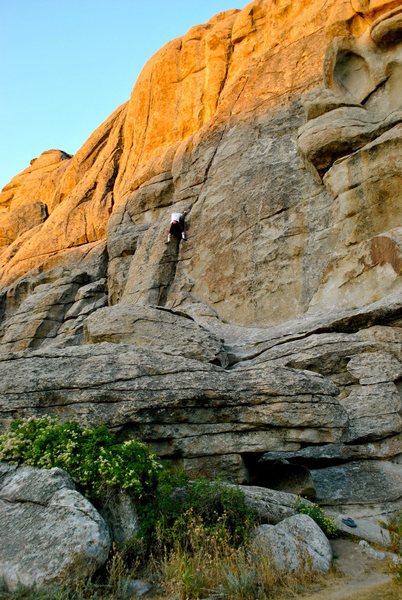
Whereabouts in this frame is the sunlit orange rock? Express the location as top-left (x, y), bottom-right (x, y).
top-left (0, 0), bottom-right (400, 324)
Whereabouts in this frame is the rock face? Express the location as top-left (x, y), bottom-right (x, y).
top-left (1, 0), bottom-right (400, 324)
top-left (0, 464), bottom-right (110, 591)
top-left (312, 461), bottom-right (402, 521)
top-left (0, 0), bottom-right (401, 525)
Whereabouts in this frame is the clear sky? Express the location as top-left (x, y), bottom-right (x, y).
top-left (0, 0), bottom-right (244, 190)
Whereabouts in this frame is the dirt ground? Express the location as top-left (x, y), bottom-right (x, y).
top-left (297, 539), bottom-right (400, 600)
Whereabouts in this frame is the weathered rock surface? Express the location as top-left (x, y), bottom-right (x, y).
top-left (329, 514), bottom-right (391, 547)
top-left (238, 485), bottom-right (312, 525)
top-left (298, 4), bottom-right (402, 313)
top-left (0, 342), bottom-right (343, 464)
top-left (84, 304), bottom-right (227, 365)
top-left (98, 490), bottom-right (139, 547)
top-left (0, 1), bottom-right (400, 324)
top-left (0, 464), bottom-right (110, 591)
top-left (311, 461), bottom-right (402, 522)
top-left (253, 514), bottom-right (333, 573)
top-left (0, 0), bottom-right (401, 524)
top-left (254, 461), bottom-right (316, 498)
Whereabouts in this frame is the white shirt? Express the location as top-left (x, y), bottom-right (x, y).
top-left (171, 212), bottom-right (183, 222)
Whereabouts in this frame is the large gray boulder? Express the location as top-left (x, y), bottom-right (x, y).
top-left (0, 464), bottom-right (110, 591)
top-left (253, 514), bottom-right (333, 573)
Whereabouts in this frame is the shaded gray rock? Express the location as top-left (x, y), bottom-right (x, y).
top-left (213, 293), bottom-right (402, 366)
top-left (260, 433), bottom-right (402, 465)
top-left (328, 513), bottom-right (391, 547)
top-left (253, 461), bottom-right (316, 498)
top-left (0, 280), bottom-right (81, 353)
top-left (253, 514), bottom-right (333, 573)
top-left (339, 382), bottom-right (402, 442)
top-left (122, 578), bottom-right (153, 598)
top-left (346, 351), bottom-right (402, 385)
top-left (182, 453), bottom-right (249, 483)
top-left (0, 252), bottom-right (108, 353)
top-left (329, 538), bottom-right (394, 587)
top-left (358, 540), bottom-right (402, 563)
top-left (98, 489), bottom-right (139, 546)
top-left (223, 309), bottom-right (402, 446)
top-left (237, 485), bottom-right (312, 524)
top-left (84, 303), bottom-right (227, 366)
top-left (311, 460), bottom-right (402, 521)
top-left (0, 464), bottom-right (110, 591)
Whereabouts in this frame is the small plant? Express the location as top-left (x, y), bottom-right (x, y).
top-left (386, 510), bottom-right (402, 554)
top-left (0, 417), bottom-right (161, 501)
top-left (383, 510), bottom-right (402, 583)
top-left (295, 497), bottom-right (338, 537)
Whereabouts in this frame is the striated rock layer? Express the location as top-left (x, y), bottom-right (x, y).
top-left (0, 0), bottom-right (401, 520)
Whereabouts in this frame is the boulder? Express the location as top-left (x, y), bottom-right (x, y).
top-left (98, 489), bottom-right (139, 547)
top-left (253, 514), bottom-right (333, 573)
top-left (122, 579), bottom-right (153, 597)
top-left (328, 513), bottom-right (391, 547)
top-left (237, 485), bottom-right (312, 524)
top-left (84, 304), bottom-right (227, 365)
top-left (0, 464), bottom-right (110, 591)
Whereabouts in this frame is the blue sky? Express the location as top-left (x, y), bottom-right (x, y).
top-left (0, 0), bottom-right (244, 190)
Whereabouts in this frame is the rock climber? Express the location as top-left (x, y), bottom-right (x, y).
top-left (167, 211), bottom-right (187, 243)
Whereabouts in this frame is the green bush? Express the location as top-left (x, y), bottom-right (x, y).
top-left (295, 497), bottom-right (338, 538)
top-left (0, 417), bottom-right (257, 578)
top-left (0, 417), bottom-right (161, 501)
top-left (152, 474), bottom-right (257, 551)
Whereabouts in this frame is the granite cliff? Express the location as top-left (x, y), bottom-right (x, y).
top-left (0, 0), bottom-right (401, 522)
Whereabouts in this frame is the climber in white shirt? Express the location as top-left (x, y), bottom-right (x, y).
top-left (167, 211), bottom-right (187, 243)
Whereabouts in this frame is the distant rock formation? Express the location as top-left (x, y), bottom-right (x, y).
top-left (0, 0), bottom-right (401, 522)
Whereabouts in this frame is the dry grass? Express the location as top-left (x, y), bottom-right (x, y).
top-left (6, 509), bottom-right (401, 600)
top-left (143, 512), bottom-right (325, 600)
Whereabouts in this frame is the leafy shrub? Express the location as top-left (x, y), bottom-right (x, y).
top-left (0, 417), bottom-right (161, 501)
top-left (295, 497), bottom-right (338, 537)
